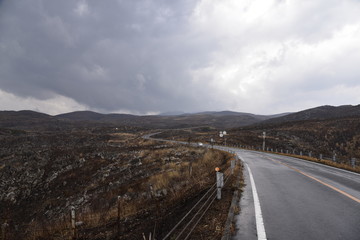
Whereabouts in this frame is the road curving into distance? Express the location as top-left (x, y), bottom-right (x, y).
top-left (144, 134), bottom-right (360, 240)
top-left (229, 148), bottom-right (360, 240)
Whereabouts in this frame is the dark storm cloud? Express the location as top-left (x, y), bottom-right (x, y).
top-left (1, 0), bottom-right (360, 115)
top-left (0, 0), bottom-right (215, 113)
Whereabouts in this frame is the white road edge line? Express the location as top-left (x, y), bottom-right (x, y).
top-left (246, 163), bottom-right (267, 240)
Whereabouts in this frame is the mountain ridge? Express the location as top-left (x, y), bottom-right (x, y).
top-left (260, 104), bottom-right (360, 125)
top-left (1, 104), bottom-right (359, 130)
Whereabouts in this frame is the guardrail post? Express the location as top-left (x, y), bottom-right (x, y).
top-left (216, 170), bottom-right (224, 200)
top-left (231, 160), bottom-right (235, 174)
top-left (319, 154), bottom-right (323, 160)
top-left (300, 151), bottom-right (303, 156)
top-left (351, 158), bottom-right (356, 168)
top-left (333, 153), bottom-right (336, 162)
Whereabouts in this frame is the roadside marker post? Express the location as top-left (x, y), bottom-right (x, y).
top-left (117, 196), bottom-right (122, 238)
top-left (215, 168), bottom-right (224, 200)
top-left (71, 206), bottom-right (77, 239)
top-left (351, 158), bottom-right (356, 168)
top-left (231, 160), bottom-right (235, 174)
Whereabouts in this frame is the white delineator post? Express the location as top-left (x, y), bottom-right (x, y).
top-left (216, 168), bottom-right (224, 200)
top-left (351, 158), bottom-right (356, 168)
top-left (117, 196), bottom-right (122, 237)
top-left (71, 206), bottom-right (76, 239)
top-left (231, 159), bottom-right (235, 174)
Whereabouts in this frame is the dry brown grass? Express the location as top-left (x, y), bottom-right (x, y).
top-left (148, 170), bottom-right (182, 191)
top-left (23, 140), bottom-right (233, 239)
top-left (26, 219), bottom-right (72, 240)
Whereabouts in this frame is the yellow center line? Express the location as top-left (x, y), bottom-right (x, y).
top-left (268, 157), bottom-right (360, 204)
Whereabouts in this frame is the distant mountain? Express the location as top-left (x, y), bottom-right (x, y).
top-left (56, 111), bottom-right (105, 121)
top-left (158, 111), bottom-right (186, 116)
top-left (0, 110), bottom-right (51, 119)
top-left (56, 110), bottom-right (271, 128)
top-left (56, 111), bottom-right (134, 121)
top-left (10, 106), bottom-right (354, 131)
top-left (191, 110), bottom-right (292, 119)
top-left (1, 110), bottom-right (285, 130)
top-left (261, 105), bottom-right (360, 125)
top-left (0, 110), bottom-right (51, 124)
top-left (195, 110), bottom-right (259, 117)
top-left (0, 110), bottom-right (118, 131)
top-left (0, 110), bottom-right (64, 130)
top-left (266, 112), bottom-right (293, 119)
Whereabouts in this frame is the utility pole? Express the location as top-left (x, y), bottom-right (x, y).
top-left (262, 132), bottom-right (266, 151)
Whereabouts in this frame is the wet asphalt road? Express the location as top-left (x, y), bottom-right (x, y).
top-left (144, 135), bottom-right (360, 240)
top-left (228, 149), bottom-right (360, 240)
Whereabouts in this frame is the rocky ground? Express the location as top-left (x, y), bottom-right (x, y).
top-left (156, 117), bottom-right (360, 166)
top-left (0, 127), bottom-right (239, 240)
top-left (154, 119), bottom-right (360, 174)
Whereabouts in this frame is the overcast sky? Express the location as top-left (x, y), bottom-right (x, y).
top-left (1, 0), bottom-right (360, 115)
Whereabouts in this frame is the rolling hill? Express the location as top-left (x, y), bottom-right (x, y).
top-left (2, 105), bottom-right (360, 131)
top-left (261, 105), bottom-right (360, 125)
top-left (55, 110), bottom-right (282, 129)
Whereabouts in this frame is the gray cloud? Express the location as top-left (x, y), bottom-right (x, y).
top-left (1, 0), bottom-right (360, 115)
